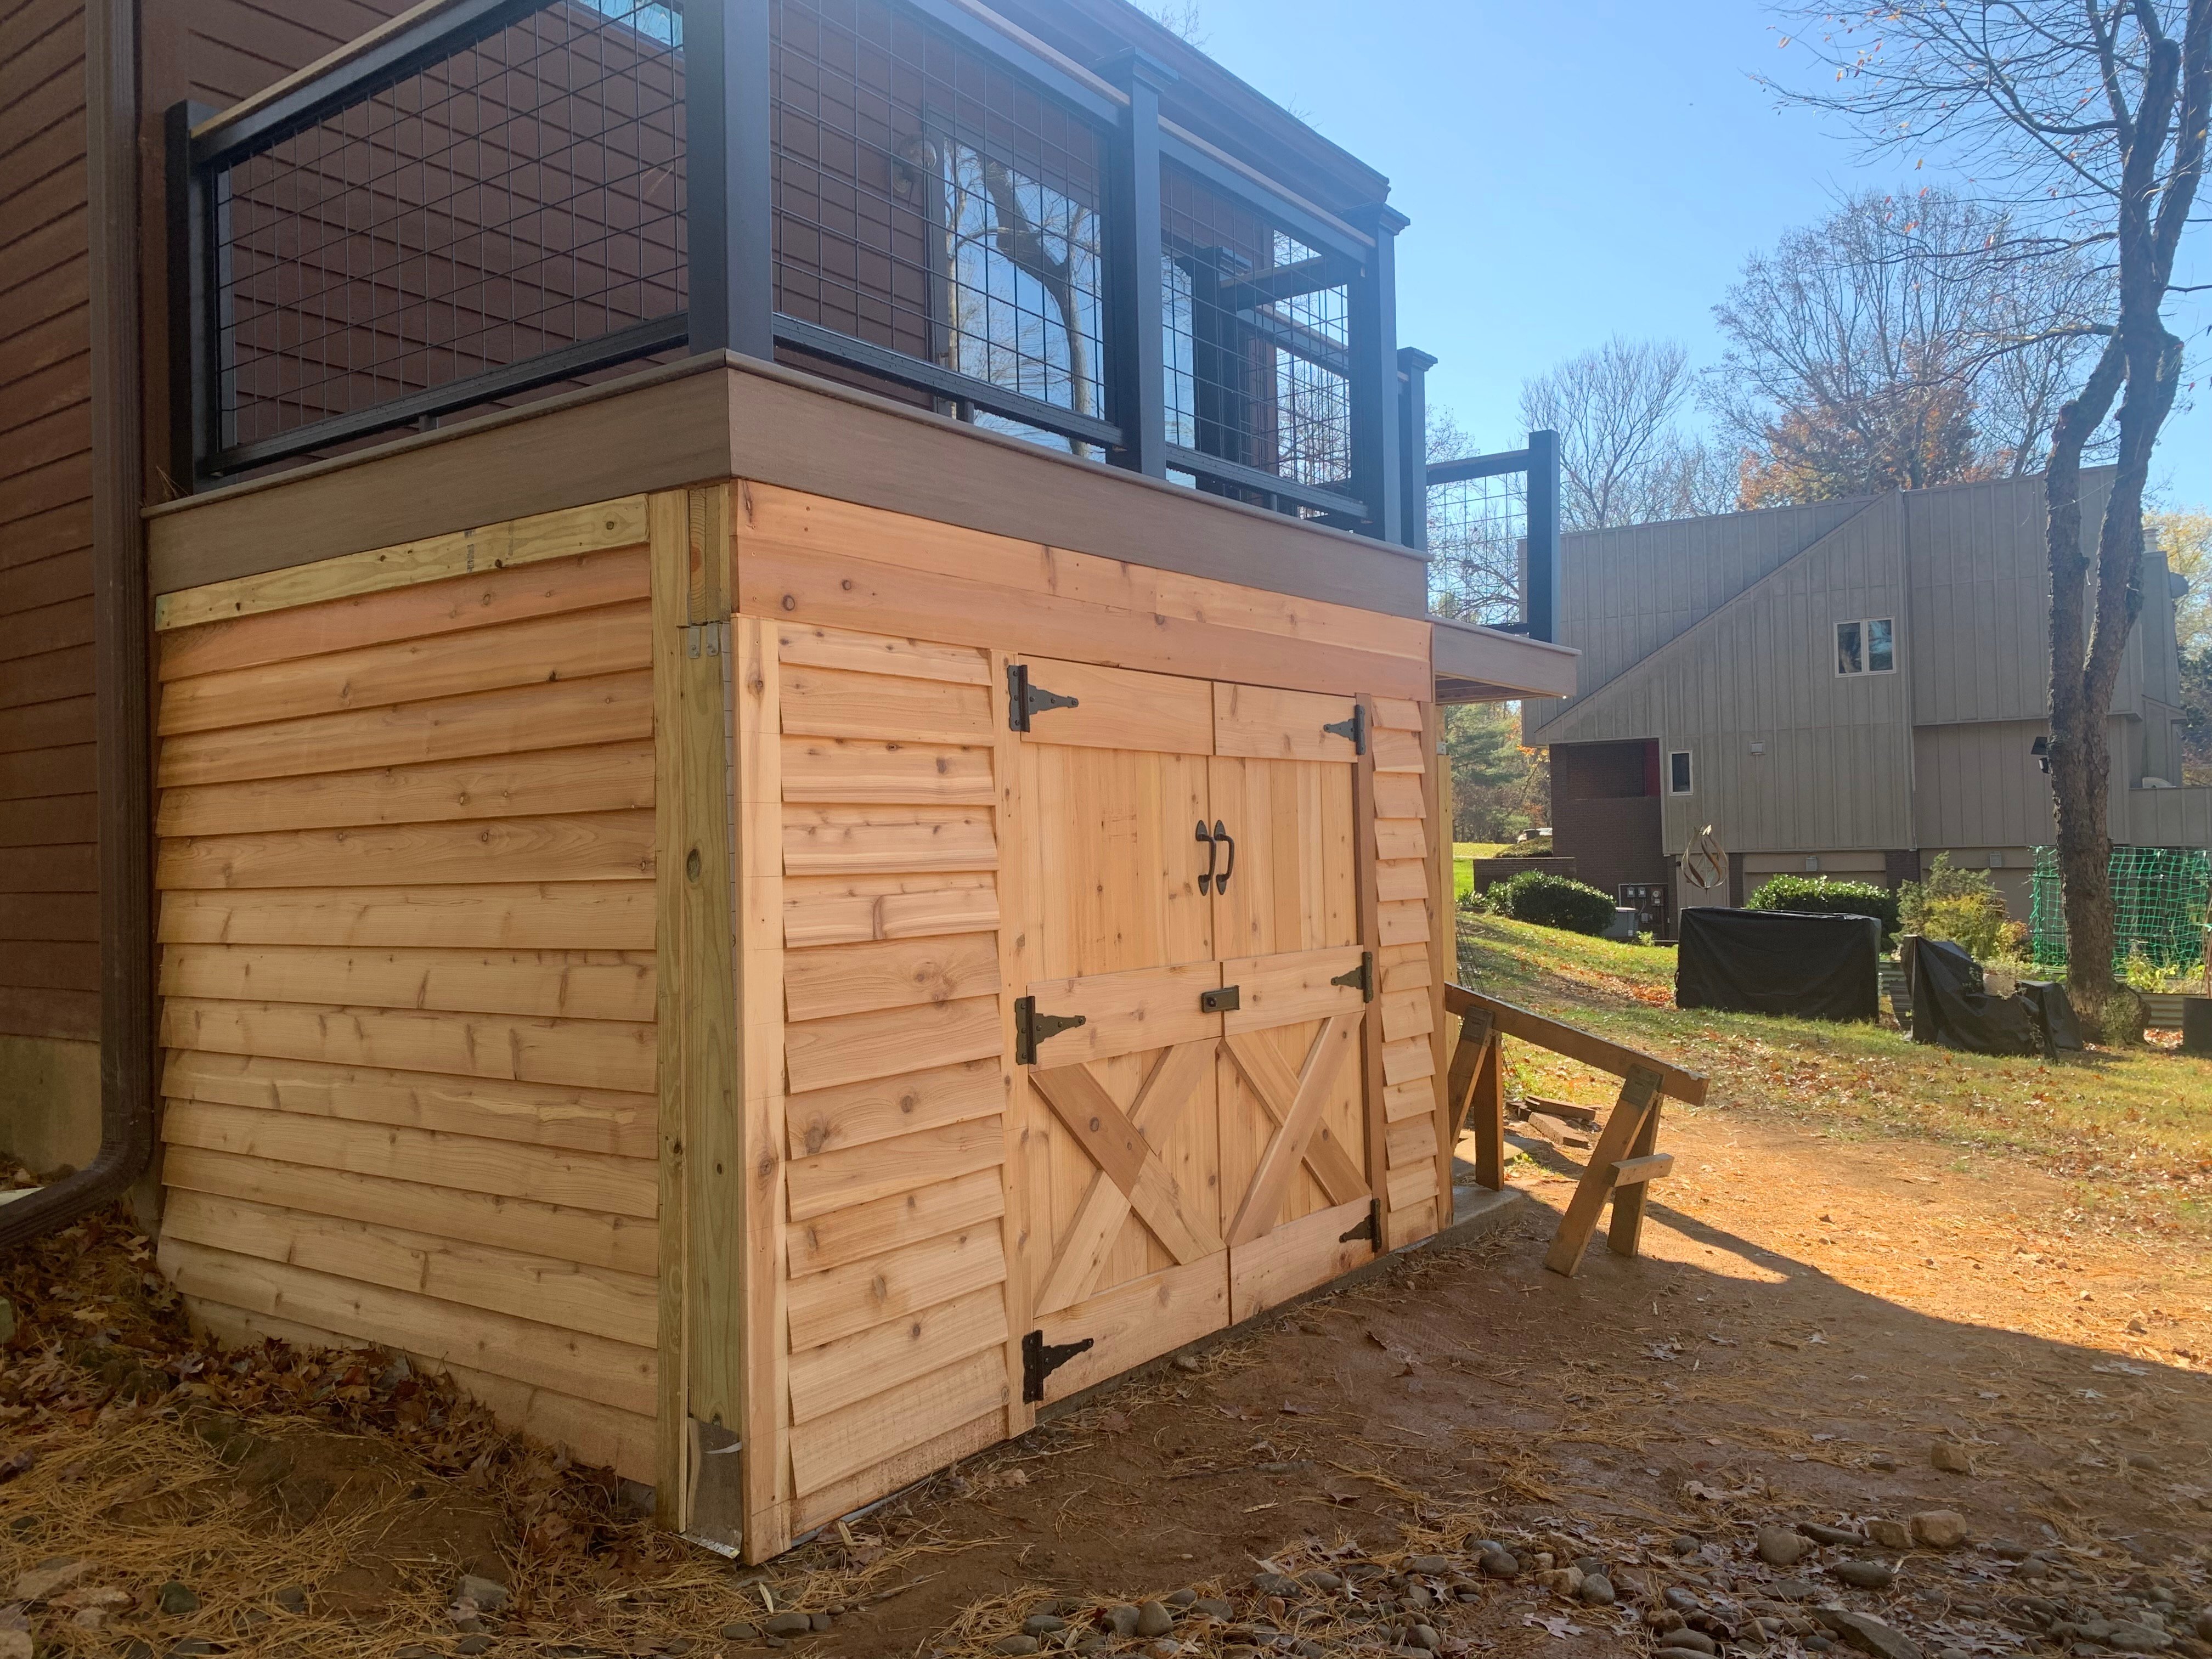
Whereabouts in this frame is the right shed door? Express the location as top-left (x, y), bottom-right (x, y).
top-left (1207, 684), bottom-right (1373, 1323)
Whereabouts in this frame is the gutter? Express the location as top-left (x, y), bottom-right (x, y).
top-left (1, 0), bottom-right (156, 1250)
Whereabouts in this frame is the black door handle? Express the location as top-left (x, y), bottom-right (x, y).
top-left (1212, 820), bottom-right (1235, 894)
top-left (1195, 819), bottom-right (1217, 895)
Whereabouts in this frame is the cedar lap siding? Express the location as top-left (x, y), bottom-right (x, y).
top-left (3, 0), bottom-right (1584, 1558)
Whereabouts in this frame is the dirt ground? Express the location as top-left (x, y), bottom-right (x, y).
top-left (725, 1102), bottom-right (2212, 1658)
top-left (7, 1086), bottom-right (2210, 1659)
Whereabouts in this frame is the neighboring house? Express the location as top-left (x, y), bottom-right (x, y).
top-left (1525, 469), bottom-right (2205, 929)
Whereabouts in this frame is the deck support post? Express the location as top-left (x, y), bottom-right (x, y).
top-left (1101, 50), bottom-right (1175, 478)
top-left (1524, 427), bottom-right (1562, 642)
top-left (1397, 346), bottom-right (1436, 555)
top-left (1346, 203), bottom-right (1409, 546)
top-left (687, 0), bottom-right (775, 360)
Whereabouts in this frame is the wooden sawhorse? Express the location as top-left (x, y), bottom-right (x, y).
top-left (1442, 986), bottom-right (1708, 1276)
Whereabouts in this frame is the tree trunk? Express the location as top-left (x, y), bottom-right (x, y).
top-left (2042, 338), bottom-right (2126, 1016)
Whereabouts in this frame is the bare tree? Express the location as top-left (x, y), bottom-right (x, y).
top-left (1773, 1), bottom-right (2210, 1025)
top-left (1520, 337), bottom-right (1737, 528)
top-left (1711, 189), bottom-right (2107, 503)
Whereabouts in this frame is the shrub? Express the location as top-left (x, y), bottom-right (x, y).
top-left (1898, 854), bottom-right (2010, 960)
top-left (1491, 871), bottom-right (1617, 935)
top-left (1494, 834), bottom-right (1555, 858)
top-left (1745, 874), bottom-right (1900, 941)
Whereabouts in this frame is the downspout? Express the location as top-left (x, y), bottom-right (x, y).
top-left (0, 0), bottom-right (156, 1249)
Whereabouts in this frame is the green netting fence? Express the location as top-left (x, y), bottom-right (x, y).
top-left (2028, 845), bottom-right (2212, 973)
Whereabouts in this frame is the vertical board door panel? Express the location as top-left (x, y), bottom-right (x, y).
top-left (1207, 757), bottom-right (1357, 961)
top-left (1019, 743), bottom-right (1213, 982)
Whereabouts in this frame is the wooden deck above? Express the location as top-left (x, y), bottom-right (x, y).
top-left (141, 354), bottom-right (1577, 706)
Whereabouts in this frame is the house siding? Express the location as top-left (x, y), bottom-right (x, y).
top-left (1525, 495), bottom-right (1872, 733)
top-left (0, 0), bottom-right (98, 1048)
top-left (1536, 492), bottom-right (1917, 856)
top-left (1531, 469), bottom-right (2210, 876)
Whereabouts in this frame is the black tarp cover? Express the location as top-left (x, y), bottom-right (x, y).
top-left (1901, 936), bottom-right (2081, 1056)
top-left (1675, 907), bottom-right (1881, 1022)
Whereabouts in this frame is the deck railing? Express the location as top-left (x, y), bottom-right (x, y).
top-left (168, 0), bottom-right (1414, 545)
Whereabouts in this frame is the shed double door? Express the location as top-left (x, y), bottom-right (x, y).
top-left (1011, 656), bottom-right (1376, 1405)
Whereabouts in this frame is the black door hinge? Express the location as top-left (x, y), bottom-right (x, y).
top-left (1330, 950), bottom-right (1375, 1002)
top-left (1323, 705), bottom-right (1366, 754)
top-left (1199, 984), bottom-right (1240, 1014)
top-left (1022, 1328), bottom-right (1094, 1402)
top-left (1014, 995), bottom-right (1087, 1065)
top-left (1007, 663), bottom-right (1080, 732)
top-left (1339, 1198), bottom-right (1380, 1245)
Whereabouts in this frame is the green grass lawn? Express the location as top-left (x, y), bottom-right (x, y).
top-left (1454, 911), bottom-right (2212, 1236)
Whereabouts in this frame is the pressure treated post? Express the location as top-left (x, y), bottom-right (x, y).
top-left (651, 489), bottom-right (742, 1541)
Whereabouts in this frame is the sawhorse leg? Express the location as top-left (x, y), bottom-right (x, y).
top-left (1542, 1064), bottom-right (1662, 1277)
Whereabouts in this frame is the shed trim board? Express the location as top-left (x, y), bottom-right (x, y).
top-left (145, 478), bottom-right (1551, 1560)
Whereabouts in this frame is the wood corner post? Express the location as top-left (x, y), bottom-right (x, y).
top-left (651, 487), bottom-right (750, 1546)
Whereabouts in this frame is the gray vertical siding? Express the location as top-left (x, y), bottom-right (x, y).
top-left (1904, 470), bottom-right (2130, 724)
top-left (1526, 495), bottom-right (1872, 731)
top-left (1911, 720), bottom-right (2055, 847)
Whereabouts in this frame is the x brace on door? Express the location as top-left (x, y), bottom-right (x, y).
top-left (1026, 1013), bottom-right (1363, 1317)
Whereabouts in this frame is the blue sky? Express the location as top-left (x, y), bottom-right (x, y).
top-left (1180, 0), bottom-right (2211, 508)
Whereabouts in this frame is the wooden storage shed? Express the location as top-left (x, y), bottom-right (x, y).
top-left (4, 0), bottom-right (1575, 1562)
top-left (143, 362), bottom-right (1572, 1555)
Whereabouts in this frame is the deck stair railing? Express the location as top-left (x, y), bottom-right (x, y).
top-left (1443, 984), bottom-right (1707, 1276)
top-left (169, 0), bottom-right (1415, 546)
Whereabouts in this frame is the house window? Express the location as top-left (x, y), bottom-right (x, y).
top-left (1836, 618), bottom-right (1896, 675)
top-left (1668, 751), bottom-right (1693, 794)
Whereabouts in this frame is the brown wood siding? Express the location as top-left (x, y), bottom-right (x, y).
top-left (0, 0), bottom-right (96, 1042)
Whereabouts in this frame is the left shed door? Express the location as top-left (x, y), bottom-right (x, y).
top-left (1013, 658), bottom-right (1232, 1402)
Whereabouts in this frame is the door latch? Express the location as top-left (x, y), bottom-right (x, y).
top-left (1022, 1328), bottom-right (1094, 1402)
top-left (1330, 950), bottom-right (1375, 1002)
top-left (1338, 1198), bottom-right (1380, 1244)
top-left (1014, 996), bottom-right (1086, 1065)
top-left (1199, 984), bottom-right (1240, 1014)
top-left (1323, 705), bottom-right (1367, 754)
top-left (1007, 663), bottom-right (1080, 731)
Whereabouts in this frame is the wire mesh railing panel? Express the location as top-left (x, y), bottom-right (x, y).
top-left (1426, 471), bottom-right (1526, 626)
top-left (213, 0), bottom-right (688, 457)
top-left (1161, 161), bottom-right (1352, 503)
top-left (770, 0), bottom-right (1108, 450)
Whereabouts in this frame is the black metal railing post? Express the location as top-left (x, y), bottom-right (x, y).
top-left (1346, 203), bottom-right (1409, 545)
top-left (687, 0), bottom-right (774, 359)
top-left (1101, 50), bottom-right (1173, 478)
top-left (1396, 345), bottom-right (1435, 555)
top-left (1525, 426), bottom-right (1562, 642)
top-left (165, 101), bottom-right (217, 493)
